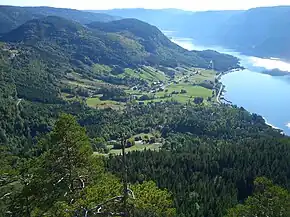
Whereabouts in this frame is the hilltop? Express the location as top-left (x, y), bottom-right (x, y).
top-left (0, 5), bottom-right (118, 34)
top-left (2, 16), bottom-right (238, 70)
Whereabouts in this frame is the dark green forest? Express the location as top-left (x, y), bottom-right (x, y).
top-left (0, 5), bottom-right (118, 34)
top-left (2, 100), bottom-right (290, 216)
top-left (1, 5), bottom-right (290, 217)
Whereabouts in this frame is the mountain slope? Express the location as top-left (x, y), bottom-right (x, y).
top-left (2, 16), bottom-right (239, 70)
top-left (93, 9), bottom-right (242, 38)
top-left (87, 19), bottom-right (239, 70)
top-left (1, 16), bottom-right (147, 68)
top-left (87, 18), bottom-right (206, 68)
top-left (89, 8), bottom-right (194, 32)
top-left (96, 7), bottom-right (290, 60)
top-left (0, 14), bottom-right (240, 149)
top-left (0, 5), bottom-right (118, 34)
top-left (0, 16), bottom-right (239, 104)
top-left (215, 6), bottom-right (290, 59)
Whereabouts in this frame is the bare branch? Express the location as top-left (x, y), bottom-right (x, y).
top-left (127, 188), bottom-right (135, 200)
top-left (54, 176), bottom-right (65, 186)
top-left (93, 211), bottom-right (126, 216)
top-left (81, 196), bottom-right (125, 217)
top-left (0, 192), bottom-right (12, 200)
top-left (84, 210), bottom-right (88, 217)
top-left (97, 207), bottom-right (102, 213)
top-left (79, 176), bottom-right (85, 189)
top-left (89, 195), bottom-right (124, 212)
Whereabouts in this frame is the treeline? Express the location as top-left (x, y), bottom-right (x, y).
top-left (108, 134), bottom-right (290, 216)
top-left (1, 99), bottom-right (290, 216)
top-left (0, 114), bottom-right (175, 216)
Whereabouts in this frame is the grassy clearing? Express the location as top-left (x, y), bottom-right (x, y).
top-left (64, 72), bottom-right (106, 89)
top-left (138, 68), bottom-right (155, 81)
top-left (92, 64), bottom-right (168, 84)
top-left (143, 66), bottom-right (167, 81)
top-left (187, 68), bottom-right (216, 83)
top-left (167, 84), bottom-right (212, 98)
top-left (66, 81), bottom-right (93, 88)
top-left (140, 84), bottom-right (212, 104)
top-left (76, 78), bottom-right (103, 87)
top-left (118, 67), bottom-right (168, 84)
top-left (86, 97), bottom-right (102, 107)
top-left (86, 97), bottom-right (124, 109)
top-left (109, 142), bottom-right (162, 155)
top-left (98, 142), bottom-right (162, 156)
top-left (93, 64), bottom-right (112, 74)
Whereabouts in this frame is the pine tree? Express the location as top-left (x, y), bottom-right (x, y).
top-left (225, 177), bottom-right (290, 217)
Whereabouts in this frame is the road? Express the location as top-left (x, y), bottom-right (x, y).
top-left (216, 85), bottom-right (223, 104)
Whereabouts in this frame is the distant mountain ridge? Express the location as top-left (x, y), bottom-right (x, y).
top-left (91, 8), bottom-right (243, 37)
top-left (94, 6), bottom-right (290, 60)
top-left (0, 5), bottom-right (118, 34)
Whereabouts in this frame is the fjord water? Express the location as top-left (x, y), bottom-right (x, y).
top-left (171, 37), bottom-right (290, 135)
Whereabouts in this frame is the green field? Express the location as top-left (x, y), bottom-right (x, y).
top-left (86, 97), bottom-right (124, 109)
top-left (167, 84), bottom-right (212, 97)
top-left (86, 97), bottom-right (102, 107)
top-left (186, 68), bottom-right (216, 83)
top-left (64, 65), bottom-right (217, 108)
top-left (63, 71), bottom-right (108, 90)
top-left (141, 83), bottom-right (213, 104)
top-left (109, 142), bottom-right (162, 155)
top-left (93, 64), bottom-right (112, 74)
top-left (118, 67), bottom-right (168, 83)
top-left (144, 66), bottom-right (168, 81)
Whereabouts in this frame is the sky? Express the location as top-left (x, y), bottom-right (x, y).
top-left (1, 0), bottom-right (290, 11)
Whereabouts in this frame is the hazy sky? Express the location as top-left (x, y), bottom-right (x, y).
top-left (1, 0), bottom-right (290, 11)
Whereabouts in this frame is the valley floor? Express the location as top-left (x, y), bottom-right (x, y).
top-left (62, 66), bottom-right (218, 109)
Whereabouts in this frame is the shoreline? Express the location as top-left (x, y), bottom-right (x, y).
top-left (216, 68), bottom-right (242, 104)
top-left (217, 70), bottom-right (284, 134)
top-left (170, 36), bottom-right (290, 136)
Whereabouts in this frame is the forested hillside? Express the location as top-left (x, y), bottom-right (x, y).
top-left (1, 5), bottom-right (290, 217)
top-left (0, 14), bottom-right (239, 106)
top-left (0, 5), bottom-right (118, 34)
top-left (1, 15), bottom-right (238, 70)
top-left (2, 100), bottom-right (290, 216)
